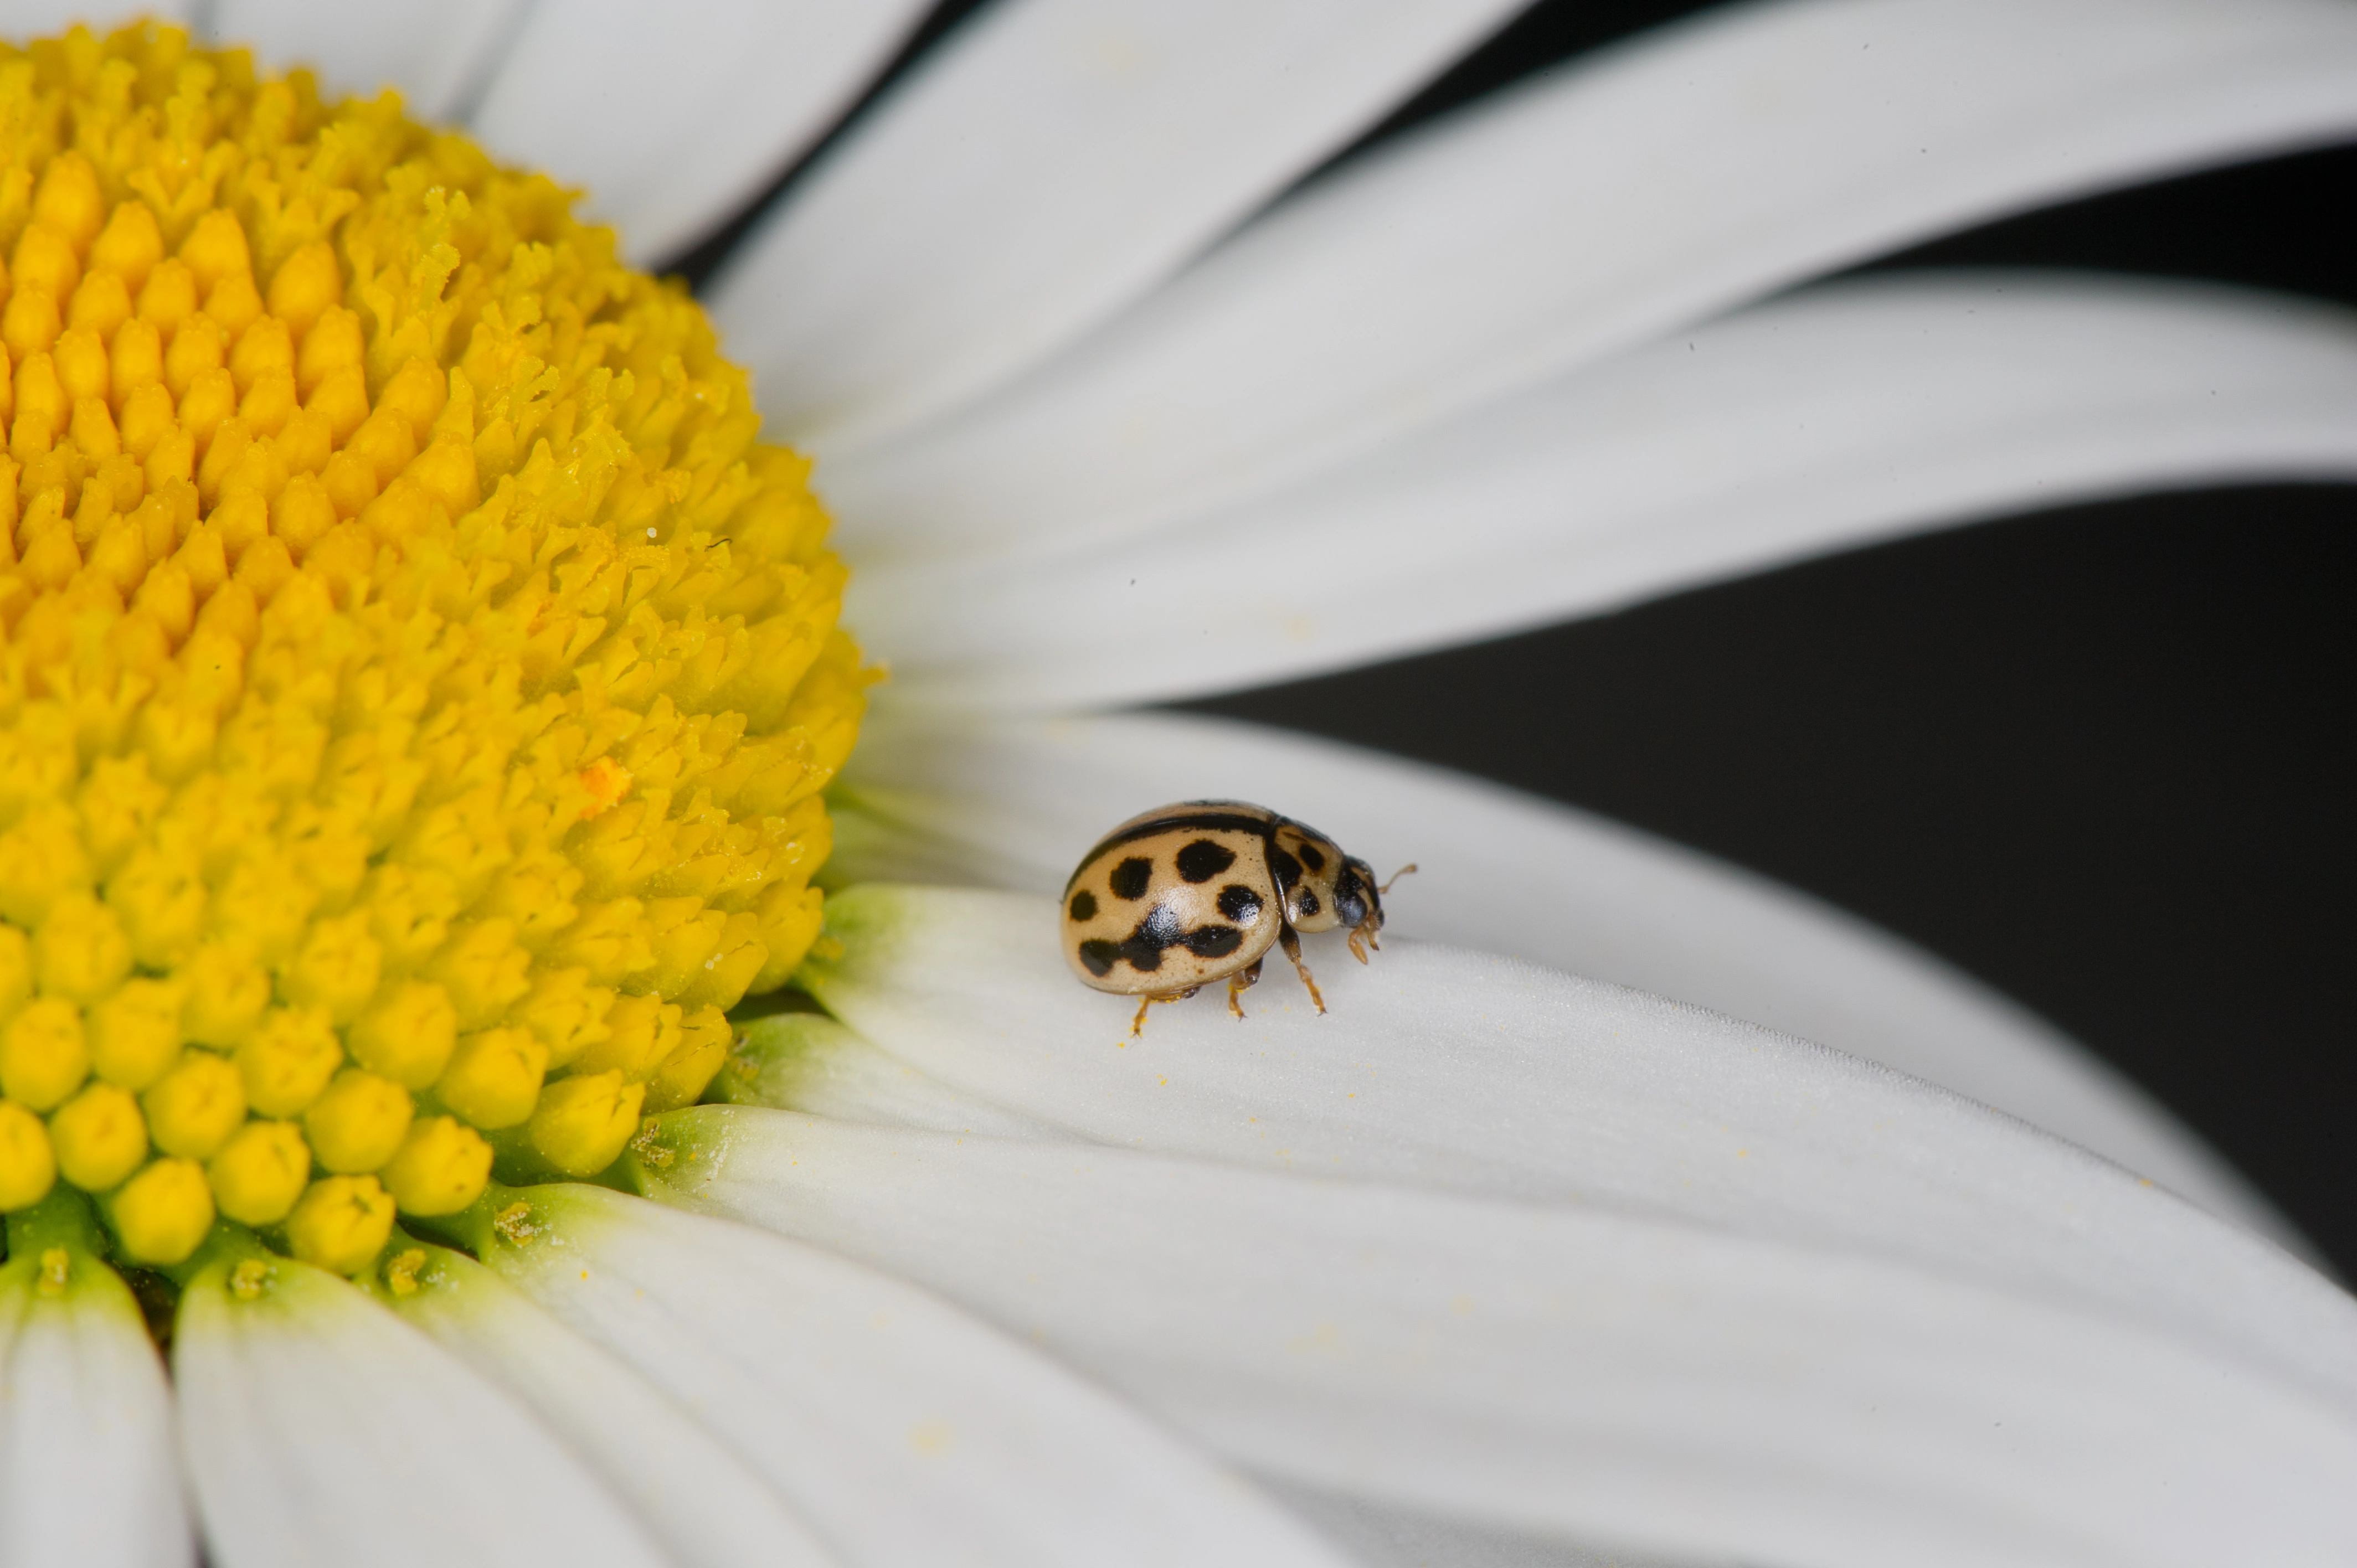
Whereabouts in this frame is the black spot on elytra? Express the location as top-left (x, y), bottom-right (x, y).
top-left (1297, 891), bottom-right (1321, 917)
top-left (1109, 858), bottom-right (1153, 900)
top-left (1268, 845), bottom-right (1303, 890)
top-left (1298, 843), bottom-right (1326, 872)
top-left (1186, 925), bottom-right (1244, 958)
top-left (1217, 884), bottom-right (1263, 922)
top-left (1175, 838), bottom-right (1236, 883)
top-left (1097, 898), bottom-right (1255, 974)
top-left (1139, 902), bottom-right (1183, 947)
top-left (1107, 902), bottom-right (1185, 972)
top-left (1068, 890), bottom-right (1098, 922)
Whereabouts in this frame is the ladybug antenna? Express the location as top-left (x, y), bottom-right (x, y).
top-left (1380, 863), bottom-right (1418, 894)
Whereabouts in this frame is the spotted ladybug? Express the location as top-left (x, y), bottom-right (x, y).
top-left (1061, 801), bottom-right (1413, 1033)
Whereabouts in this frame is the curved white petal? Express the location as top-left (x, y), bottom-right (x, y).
top-left (798, 886), bottom-right (2356, 1393)
top-left (7, 1), bottom-right (192, 34)
top-left (717, 1007), bottom-right (1062, 1138)
top-left (0, 1234), bottom-right (189, 1568)
top-left (1268, 1485), bottom-right (1701, 1568)
top-left (715, 0), bottom-right (1525, 453)
top-left (205, 0), bottom-right (527, 121)
top-left (831, 708), bottom-right (2302, 1252)
top-left (478, 1184), bottom-right (1357, 1568)
top-left (820, 0), bottom-right (2357, 565)
top-left (372, 1244), bottom-right (837, 1568)
top-left (648, 1107), bottom-right (2357, 1568)
top-left (174, 1250), bottom-right (667, 1568)
top-left (467, 0), bottom-right (930, 262)
top-left (857, 275), bottom-right (2357, 710)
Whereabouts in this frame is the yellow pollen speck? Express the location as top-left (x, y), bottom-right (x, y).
top-left (0, 20), bottom-right (869, 1274)
top-left (578, 755), bottom-right (631, 818)
top-left (492, 1199), bottom-right (537, 1245)
top-left (383, 1245), bottom-right (427, 1296)
top-left (229, 1255), bottom-right (274, 1299)
top-left (37, 1245), bottom-right (70, 1297)
top-left (628, 1115), bottom-right (675, 1170)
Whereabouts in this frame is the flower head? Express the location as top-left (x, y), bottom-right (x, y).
top-left (2, 7), bottom-right (2354, 1567)
top-left (0, 24), bottom-right (863, 1271)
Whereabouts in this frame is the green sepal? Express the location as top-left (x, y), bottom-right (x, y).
top-left (622, 1105), bottom-right (739, 1210)
top-left (725, 983), bottom-right (829, 1026)
top-left (790, 881), bottom-right (909, 999)
top-left (155, 1221), bottom-right (271, 1290)
top-left (481, 1121), bottom-right (645, 1195)
top-left (419, 1180), bottom-right (600, 1260)
top-left (349, 1226), bottom-right (468, 1310)
top-left (702, 1010), bottom-right (853, 1111)
top-left (1, 1188), bottom-right (164, 1339)
top-left (403, 1190), bottom-right (502, 1258)
top-left (5, 1184), bottom-right (105, 1260)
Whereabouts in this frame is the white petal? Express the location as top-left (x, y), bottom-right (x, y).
top-left (715, 0), bottom-right (1526, 453)
top-left (856, 274), bottom-right (2357, 710)
top-left (799, 885), bottom-right (2357, 1394)
top-left (173, 1250), bottom-right (667, 1568)
top-left (1267, 1485), bottom-right (1703, 1568)
top-left (370, 1243), bottom-right (836, 1568)
top-left (467, 0), bottom-right (930, 262)
top-left (717, 1007), bottom-right (1062, 1137)
top-left (820, 0), bottom-right (2357, 565)
top-left (7, 2), bottom-right (193, 32)
top-left (649, 1107), bottom-right (2357, 1568)
top-left (478, 1184), bottom-right (1357, 1568)
top-left (0, 1236), bottom-right (189, 1568)
top-left (832, 708), bottom-right (2301, 1251)
top-left (205, 0), bottom-right (528, 121)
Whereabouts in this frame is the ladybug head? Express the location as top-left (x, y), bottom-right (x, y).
top-left (1335, 857), bottom-right (1383, 932)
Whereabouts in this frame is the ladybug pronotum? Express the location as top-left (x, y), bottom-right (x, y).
top-left (1061, 801), bottom-right (1412, 1033)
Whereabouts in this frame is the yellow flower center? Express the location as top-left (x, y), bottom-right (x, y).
top-left (0, 23), bottom-right (867, 1276)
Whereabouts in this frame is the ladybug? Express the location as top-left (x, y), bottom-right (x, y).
top-left (1061, 801), bottom-right (1413, 1033)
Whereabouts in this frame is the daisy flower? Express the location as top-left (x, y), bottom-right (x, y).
top-left (0, 4), bottom-right (2353, 1567)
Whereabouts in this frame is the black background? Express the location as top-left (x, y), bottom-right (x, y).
top-left (680, 1), bottom-right (2357, 1273)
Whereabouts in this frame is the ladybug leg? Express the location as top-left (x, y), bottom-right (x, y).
top-left (1226, 958), bottom-right (1264, 1020)
top-left (1130, 987), bottom-right (1201, 1035)
top-left (1277, 925), bottom-right (1326, 1015)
